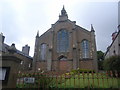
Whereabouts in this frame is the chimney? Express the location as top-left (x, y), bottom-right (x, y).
top-left (22, 44), bottom-right (30, 55)
top-left (8, 43), bottom-right (17, 54)
top-left (0, 33), bottom-right (5, 43)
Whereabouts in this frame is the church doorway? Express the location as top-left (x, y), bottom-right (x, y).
top-left (58, 55), bottom-right (68, 71)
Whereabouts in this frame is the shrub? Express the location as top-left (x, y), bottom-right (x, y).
top-left (103, 55), bottom-right (120, 77)
top-left (70, 69), bottom-right (95, 74)
top-left (17, 71), bottom-right (56, 88)
top-left (78, 69), bottom-right (95, 73)
top-left (103, 55), bottom-right (120, 71)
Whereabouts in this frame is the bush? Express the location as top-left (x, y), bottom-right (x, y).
top-left (70, 68), bottom-right (95, 74)
top-left (17, 71), bottom-right (56, 88)
top-left (103, 55), bottom-right (120, 71)
top-left (103, 55), bottom-right (120, 77)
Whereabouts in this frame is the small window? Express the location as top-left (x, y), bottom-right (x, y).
top-left (28, 64), bottom-right (31, 68)
top-left (20, 61), bottom-right (23, 65)
top-left (113, 50), bottom-right (116, 55)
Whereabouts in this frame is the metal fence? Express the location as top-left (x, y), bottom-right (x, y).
top-left (16, 71), bottom-right (120, 89)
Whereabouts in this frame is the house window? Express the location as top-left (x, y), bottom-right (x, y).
top-left (81, 40), bottom-right (89, 59)
top-left (113, 50), bottom-right (116, 55)
top-left (28, 63), bottom-right (31, 68)
top-left (20, 61), bottom-right (23, 65)
top-left (40, 43), bottom-right (47, 60)
top-left (0, 68), bottom-right (6, 80)
top-left (0, 67), bottom-right (10, 84)
top-left (57, 29), bottom-right (69, 52)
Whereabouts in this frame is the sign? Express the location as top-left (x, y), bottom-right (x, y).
top-left (24, 77), bottom-right (35, 84)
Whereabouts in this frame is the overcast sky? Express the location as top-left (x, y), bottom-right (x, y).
top-left (1, 0), bottom-right (119, 56)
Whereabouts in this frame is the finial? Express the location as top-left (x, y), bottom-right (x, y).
top-left (62, 5), bottom-right (65, 10)
top-left (0, 32), bottom-right (3, 35)
top-left (59, 5), bottom-right (68, 21)
top-left (61, 5), bottom-right (67, 16)
top-left (91, 24), bottom-right (95, 32)
top-left (36, 30), bottom-right (39, 37)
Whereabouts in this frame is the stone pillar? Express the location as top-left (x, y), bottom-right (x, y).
top-left (33, 33), bottom-right (39, 71)
top-left (73, 48), bottom-right (77, 69)
top-left (72, 28), bottom-right (78, 69)
top-left (91, 31), bottom-right (98, 72)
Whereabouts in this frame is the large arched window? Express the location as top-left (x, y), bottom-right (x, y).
top-left (57, 29), bottom-right (69, 52)
top-left (81, 40), bottom-right (89, 59)
top-left (40, 43), bottom-right (47, 60)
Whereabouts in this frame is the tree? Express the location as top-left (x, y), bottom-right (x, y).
top-left (97, 51), bottom-right (104, 70)
top-left (97, 51), bottom-right (104, 61)
top-left (103, 55), bottom-right (120, 71)
top-left (103, 55), bottom-right (120, 77)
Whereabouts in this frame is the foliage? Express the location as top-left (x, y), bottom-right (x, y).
top-left (97, 51), bottom-right (105, 70)
top-left (17, 71), bottom-right (120, 89)
top-left (17, 72), bottom-right (56, 88)
top-left (103, 55), bottom-right (120, 71)
top-left (97, 51), bottom-right (104, 61)
top-left (35, 74), bottom-right (54, 88)
top-left (70, 68), bottom-right (95, 75)
top-left (103, 55), bottom-right (120, 77)
top-left (98, 60), bottom-right (104, 70)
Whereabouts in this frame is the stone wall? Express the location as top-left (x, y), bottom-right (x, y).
top-left (36, 61), bottom-right (47, 71)
top-left (79, 60), bottom-right (94, 70)
top-left (2, 55), bottom-right (21, 88)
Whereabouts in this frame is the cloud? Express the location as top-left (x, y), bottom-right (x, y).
top-left (1, 0), bottom-right (118, 56)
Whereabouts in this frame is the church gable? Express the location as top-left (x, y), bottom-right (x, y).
top-left (33, 6), bottom-right (98, 72)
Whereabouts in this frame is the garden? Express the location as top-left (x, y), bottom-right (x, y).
top-left (16, 69), bottom-right (120, 89)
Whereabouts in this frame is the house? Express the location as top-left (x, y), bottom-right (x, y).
top-left (105, 25), bottom-right (120, 59)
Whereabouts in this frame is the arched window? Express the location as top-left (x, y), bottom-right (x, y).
top-left (40, 43), bottom-right (47, 60)
top-left (57, 29), bottom-right (69, 52)
top-left (81, 40), bottom-right (89, 59)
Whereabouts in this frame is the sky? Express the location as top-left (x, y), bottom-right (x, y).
top-left (0, 0), bottom-right (119, 57)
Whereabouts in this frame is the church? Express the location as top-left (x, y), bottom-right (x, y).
top-left (33, 6), bottom-right (98, 72)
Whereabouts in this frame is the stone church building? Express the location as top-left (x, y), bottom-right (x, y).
top-left (33, 7), bottom-right (98, 72)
